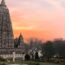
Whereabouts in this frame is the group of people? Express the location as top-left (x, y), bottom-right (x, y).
top-left (24, 51), bottom-right (43, 61)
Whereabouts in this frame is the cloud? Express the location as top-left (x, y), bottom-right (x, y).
top-left (5, 0), bottom-right (54, 11)
top-left (53, 0), bottom-right (65, 8)
top-left (13, 26), bottom-right (34, 30)
top-left (60, 0), bottom-right (65, 8)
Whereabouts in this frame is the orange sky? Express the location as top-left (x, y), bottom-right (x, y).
top-left (2, 0), bottom-right (65, 41)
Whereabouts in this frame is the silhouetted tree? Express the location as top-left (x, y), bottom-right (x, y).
top-left (29, 38), bottom-right (42, 51)
top-left (53, 39), bottom-right (65, 58)
top-left (43, 41), bottom-right (55, 61)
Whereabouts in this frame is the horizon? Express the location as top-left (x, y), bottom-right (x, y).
top-left (1, 0), bottom-right (65, 41)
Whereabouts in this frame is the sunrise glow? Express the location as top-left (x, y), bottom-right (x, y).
top-left (3, 0), bottom-right (65, 41)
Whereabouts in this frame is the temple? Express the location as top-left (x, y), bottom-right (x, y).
top-left (0, 0), bottom-right (14, 48)
top-left (0, 0), bottom-right (40, 54)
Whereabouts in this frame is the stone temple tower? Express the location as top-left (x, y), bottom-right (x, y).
top-left (0, 0), bottom-right (14, 48)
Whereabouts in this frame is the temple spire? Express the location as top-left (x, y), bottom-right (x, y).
top-left (1, 0), bottom-right (6, 6)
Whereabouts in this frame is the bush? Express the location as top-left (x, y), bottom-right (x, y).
top-left (0, 63), bottom-right (6, 65)
top-left (0, 57), bottom-right (6, 62)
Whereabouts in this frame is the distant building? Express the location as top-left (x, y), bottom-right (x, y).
top-left (14, 34), bottom-right (25, 49)
top-left (18, 34), bottom-right (24, 48)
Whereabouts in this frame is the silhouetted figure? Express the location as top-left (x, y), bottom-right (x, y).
top-left (35, 52), bottom-right (39, 60)
top-left (25, 54), bottom-right (30, 60)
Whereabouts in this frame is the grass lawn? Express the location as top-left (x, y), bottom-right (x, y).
top-left (40, 63), bottom-right (64, 65)
top-left (7, 61), bottom-right (65, 65)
